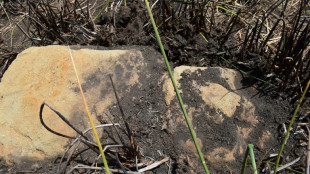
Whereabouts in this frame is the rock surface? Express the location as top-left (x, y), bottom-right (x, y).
top-left (0, 45), bottom-right (165, 167)
top-left (160, 66), bottom-right (285, 173)
top-left (0, 45), bottom-right (287, 173)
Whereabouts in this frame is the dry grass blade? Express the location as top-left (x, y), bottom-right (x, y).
top-left (137, 157), bottom-right (169, 172)
top-left (271, 157), bottom-right (301, 174)
top-left (66, 157), bottom-right (169, 174)
top-left (40, 102), bottom-right (122, 173)
top-left (57, 124), bottom-right (121, 173)
top-left (109, 75), bottom-right (137, 154)
top-left (67, 164), bottom-right (141, 174)
top-left (67, 46), bottom-right (111, 174)
top-left (19, 0), bottom-right (99, 45)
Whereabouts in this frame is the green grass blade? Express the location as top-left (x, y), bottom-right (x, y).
top-left (241, 144), bottom-right (257, 174)
top-left (219, 56), bottom-right (247, 74)
top-left (217, 5), bottom-right (237, 16)
top-left (200, 32), bottom-right (208, 43)
top-left (248, 144), bottom-right (258, 174)
top-left (93, 0), bottom-right (112, 22)
top-left (274, 80), bottom-right (310, 174)
top-left (144, 0), bottom-right (210, 173)
top-left (241, 145), bottom-right (250, 174)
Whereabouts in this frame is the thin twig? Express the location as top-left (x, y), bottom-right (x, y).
top-left (57, 123), bottom-right (120, 173)
top-left (109, 75), bottom-right (137, 152)
top-left (67, 157), bottom-right (169, 174)
top-left (138, 157), bottom-right (169, 172)
top-left (272, 157), bottom-right (301, 174)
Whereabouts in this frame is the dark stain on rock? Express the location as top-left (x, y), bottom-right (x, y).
top-left (72, 71), bottom-right (103, 93)
top-left (85, 72), bottom-right (101, 87)
top-left (125, 72), bottom-right (132, 80)
top-left (114, 64), bottom-right (124, 80)
top-left (202, 68), bottom-right (233, 90)
top-left (100, 88), bottom-right (110, 99)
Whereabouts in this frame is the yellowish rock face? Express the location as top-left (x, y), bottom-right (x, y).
top-left (0, 45), bottom-right (147, 164)
top-left (200, 83), bottom-right (241, 118)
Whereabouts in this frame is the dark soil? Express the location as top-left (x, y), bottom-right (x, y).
top-left (0, 0), bottom-right (309, 173)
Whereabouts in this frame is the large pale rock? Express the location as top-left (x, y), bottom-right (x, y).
top-left (161, 65), bottom-right (279, 173)
top-left (0, 45), bottom-right (164, 166)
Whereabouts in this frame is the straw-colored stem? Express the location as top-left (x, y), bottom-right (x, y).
top-left (144, 0), bottom-right (209, 173)
top-left (68, 46), bottom-right (110, 174)
top-left (274, 80), bottom-right (310, 174)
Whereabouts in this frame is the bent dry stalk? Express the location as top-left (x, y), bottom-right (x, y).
top-left (144, 0), bottom-right (210, 173)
